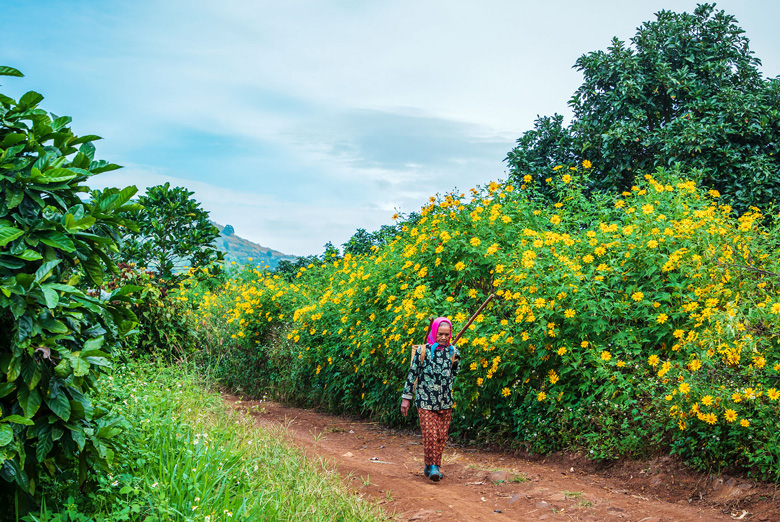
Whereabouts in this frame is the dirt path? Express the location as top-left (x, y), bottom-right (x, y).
top-left (225, 395), bottom-right (779, 522)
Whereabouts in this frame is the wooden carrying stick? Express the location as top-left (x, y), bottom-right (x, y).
top-left (453, 293), bottom-right (495, 344)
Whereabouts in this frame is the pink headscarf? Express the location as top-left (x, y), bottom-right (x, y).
top-left (426, 317), bottom-right (453, 347)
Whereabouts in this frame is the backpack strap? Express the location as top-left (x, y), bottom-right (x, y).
top-left (409, 344), bottom-right (426, 367)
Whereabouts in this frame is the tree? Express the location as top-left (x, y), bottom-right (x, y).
top-left (342, 228), bottom-right (375, 256)
top-left (1, 66), bottom-right (138, 505)
top-left (506, 3), bottom-right (780, 213)
top-left (120, 183), bottom-right (222, 281)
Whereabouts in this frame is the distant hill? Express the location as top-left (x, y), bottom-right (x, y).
top-left (212, 223), bottom-right (297, 270)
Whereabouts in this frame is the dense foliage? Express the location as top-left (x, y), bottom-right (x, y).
top-left (119, 182), bottom-right (222, 282)
top-left (107, 264), bottom-right (201, 361)
top-left (0, 67), bottom-right (138, 507)
top-left (506, 4), bottom-right (780, 215)
top-left (187, 166), bottom-right (780, 478)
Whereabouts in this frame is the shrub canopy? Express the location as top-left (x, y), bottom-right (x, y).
top-left (188, 166), bottom-right (780, 478)
top-left (506, 3), bottom-right (780, 214)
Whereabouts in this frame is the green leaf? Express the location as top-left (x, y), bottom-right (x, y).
top-left (0, 425), bottom-right (12, 447)
top-left (0, 225), bottom-right (24, 247)
top-left (40, 286), bottom-right (59, 309)
top-left (39, 315), bottom-right (68, 334)
top-left (73, 358), bottom-right (90, 377)
top-left (19, 91), bottom-right (44, 107)
top-left (12, 249), bottom-right (43, 261)
top-left (114, 186), bottom-right (138, 208)
top-left (96, 425), bottom-right (122, 439)
top-left (1, 133), bottom-right (26, 148)
top-left (1, 415), bottom-right (34, 426)
top-left (46, 391), bottom-right (71, 421)
top-left (70, 426), bottom-right (85, 452)
top-left (0, 66), bottom-right (23, 77)
top-left (0, 382), bottom-right (15, 399)
top-left (5, 185), bottom-right (23, 210)
top-left (17, 386), bottom-right (41, 417)
top-left (39, 168), bottom-right (79, 184)
top-left (109, 285), bottom-right (143, 298)
top-left (50, 115), bottom-right (72, 132)
top-left (36, 432), bottom-right (53, 463)
top-left (34, 259), bottom-right (61, 284)
top-left (39, 232), bottom-right (75, 252)
top-left (82, 337), bottom-right (104, 353)
top-left (82, 256), bottom-right (103, 286)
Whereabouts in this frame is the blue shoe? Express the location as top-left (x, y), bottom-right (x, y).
top-left (424, 465), bottom-right (432, 477)
top-left (429, 465), bottom-right (442, 481)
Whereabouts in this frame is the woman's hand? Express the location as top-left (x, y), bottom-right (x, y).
top-left (400, 398), bottom-right (411, 417)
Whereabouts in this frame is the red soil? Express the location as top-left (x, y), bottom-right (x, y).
top-left (225, 395), bottom-right (780, 522)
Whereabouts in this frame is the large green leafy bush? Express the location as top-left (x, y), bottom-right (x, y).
top-left (0, 66), bottom-right (138, 506)
top-left (506, 4), bottom-right (780, 214)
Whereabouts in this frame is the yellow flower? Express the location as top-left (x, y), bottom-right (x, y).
top-left (562, 174), bottom-right (572, 184)
top-left (477, 377), bottom-right (484, 386)
top-left (564, 309), bottom-right (576, 318)
top-left (557, 346), bottom-right (567, 356)
top-left (740, 419), bottom-right (750, 427)
top-left (523, 174), bottom-right (532, 183)
top-left (732, 392), bottom-right (742, 403)
top-left (580, 341), bottom-right (589, 348)
top-left (725, 409), bottom-right (737, 423)
top-left (455, 261), bottom-right (466, 271)
top-left (648, 354), bottom-right (660, 367)
top-left (771, 303), bottom-right (780, 315)
top-left (582, 160), bottom-right (592, 169)
top-left (656, 313), bottom-right (668, 324)
top-left (600, 351), bottom-right (612, 362)
top-left (768, 388), bottom-right (780, 401)
top-left (502, 387), bottom-right (511, 397)
top-left (582, 254), bottom-right (594, 264)
top-left (631, 292), bottom-right (644, 302)
top-left (689, 359), bottom-right (702, 371)
top-left (469, 362), bottom-right (477, 371)
top-left (617, 360), bottom-right (626, 368)
top-left (537, 391), bottom-right (547, 401)
top-left (550, 214), bottom-right (561, 225)
top-left (701, 395), bottom-right (713, 406)
top-left (679, 382), bottom-right (690, 394)
top-left (548, 370), bottom-right (559, 384)
top-left (470, 237), bottom-right (481, 247)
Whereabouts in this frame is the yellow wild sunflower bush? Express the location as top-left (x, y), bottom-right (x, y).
top-left (185, 166), bottom-right (780, 478)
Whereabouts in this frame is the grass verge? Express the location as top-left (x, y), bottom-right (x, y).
top-left (20, 361), bottom-right (386, 522)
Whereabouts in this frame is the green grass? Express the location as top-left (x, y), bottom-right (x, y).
top-left (21, 361), bottom-right (386, 522)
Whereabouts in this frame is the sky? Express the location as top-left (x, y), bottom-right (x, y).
top-left (2, 1), bottom-right (779, 256)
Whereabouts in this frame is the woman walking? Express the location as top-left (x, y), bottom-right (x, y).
top-left (400, 317), bottom-right (460, 481)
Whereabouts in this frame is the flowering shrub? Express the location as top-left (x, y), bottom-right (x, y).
top-left (187, 165), bottom-right (780, 478)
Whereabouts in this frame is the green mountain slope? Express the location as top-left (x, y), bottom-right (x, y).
top-left (212, 223), bottom-right (297, 269)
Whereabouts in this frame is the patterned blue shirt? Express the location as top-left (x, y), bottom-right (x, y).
top-left (401, 343), bottom-right (460, 411)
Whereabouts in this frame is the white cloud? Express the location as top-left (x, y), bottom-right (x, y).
top-left (6, 0), bottom-right (780, 256)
